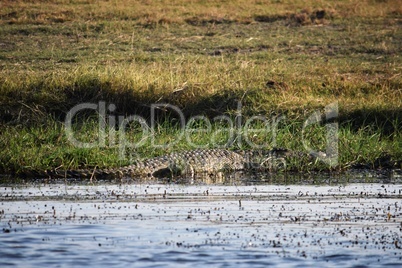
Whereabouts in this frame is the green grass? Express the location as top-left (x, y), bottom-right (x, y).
top-left (0, 0), bottom-right (401, 176)
top-left (1, 116), bottom-right (400, 176)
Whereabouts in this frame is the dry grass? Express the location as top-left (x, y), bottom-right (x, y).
top-left (0, 0), bottom-right (401, 174)
top-left (1, 0), bottom-right (400, 119)
top-left (1, 0), bottom-right (401, 25)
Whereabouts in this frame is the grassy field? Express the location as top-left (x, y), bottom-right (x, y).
top-left (0, 0), bottom-right (401, 176)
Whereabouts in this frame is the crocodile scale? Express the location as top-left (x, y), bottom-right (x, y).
top-left (43, 148), bottom-right (301, 179)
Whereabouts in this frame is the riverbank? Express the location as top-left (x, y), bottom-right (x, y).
top-left (0, 0), bottom-right (401, 177)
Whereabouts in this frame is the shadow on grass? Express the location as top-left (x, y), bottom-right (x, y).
top-left (0, 76), bottom-right (401, 136)
top-left (338, 109), bottom-right (401, 136)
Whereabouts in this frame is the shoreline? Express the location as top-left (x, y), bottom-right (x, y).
top-left (1, 0), bottom-right (401, 178)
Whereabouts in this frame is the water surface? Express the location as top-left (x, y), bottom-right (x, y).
top-left (1, 175), bottom-right (402, 267)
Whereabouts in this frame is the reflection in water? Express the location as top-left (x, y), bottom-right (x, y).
top-left (1, 167), bottom-right (401, 186)
top-left (1, 175), bottom-right (402, 267)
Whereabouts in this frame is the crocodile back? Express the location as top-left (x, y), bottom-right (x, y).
top-left (120, 149), bottom-right (245, 177)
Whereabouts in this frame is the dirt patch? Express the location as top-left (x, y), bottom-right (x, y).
top-left (254, 9), bottom-right (335, 26)
top-left (185, 16), bottom-right (237, 26)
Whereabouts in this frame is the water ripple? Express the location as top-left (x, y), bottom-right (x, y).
top-left (1, 182), bottom-right (402, 267)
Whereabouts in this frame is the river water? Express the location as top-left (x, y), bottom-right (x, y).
top-left (1, 173), bottom-right (402, 267)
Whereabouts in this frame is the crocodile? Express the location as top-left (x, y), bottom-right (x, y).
top-left (37, 148), bottom-right (313, 179)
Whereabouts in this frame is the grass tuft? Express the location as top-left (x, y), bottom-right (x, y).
top-left (0, 0), bottom-right (401, 176)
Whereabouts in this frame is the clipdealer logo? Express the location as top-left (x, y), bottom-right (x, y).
top-left (64, 101), bottom-right (338, 167)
